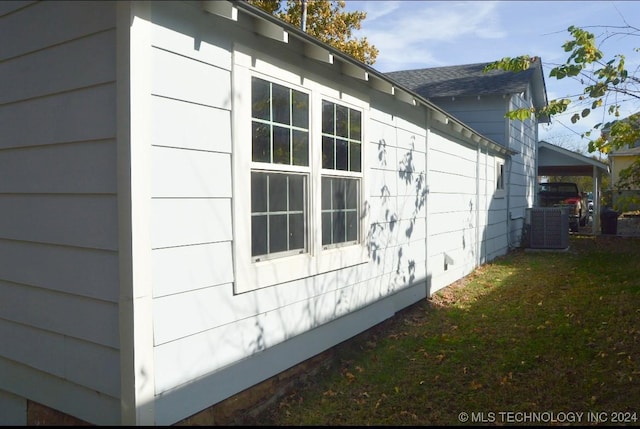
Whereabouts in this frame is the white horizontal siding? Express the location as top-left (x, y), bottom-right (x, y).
top-left (1, 84), bottom-right (117, 149)
top-left (152, 242), bottom-right (234, 298)
top-left (0, 1), bottom-right (115, 61)
top-left (0, 141), bottom-right (117, 194)
top-left (0, 389), bottom-right (25, 426)
top-left (0, 357), bottom-right (120, 425)
top-left (0, 280), bottom-right (119, 348)
top-left (0, 1), bottom-right (120, 424)
top-left (151, 199), bottom-right (232, 249)
top-left (0, 29), bottom-right (116, 104)
top-left (0, 195), bottom-right (118, 250)
top-left (0, 319), bottom-right (119, 397)
top-left (151, 96), bottom-right (231, 153)
top-left (150, 46), bottom-right (231, 110)
top-left (151, 147), bottom-right (232, 198)
top-left (150, 0), bottom-right (232, 71)
top-left (0, 240), bottom-right (118, 302)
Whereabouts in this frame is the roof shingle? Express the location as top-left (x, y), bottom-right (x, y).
top-left (385, 61), bottom-right (537, 99)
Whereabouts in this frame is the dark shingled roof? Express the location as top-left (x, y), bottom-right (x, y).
top-left (385, 61), bottom-right (537, 99)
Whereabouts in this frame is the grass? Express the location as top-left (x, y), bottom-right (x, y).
top-left (252, 235), bottom-right (640, 426)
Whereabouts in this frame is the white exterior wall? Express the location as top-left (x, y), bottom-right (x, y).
top-left (425, 124), bottom-right (508, 293)
top-left (0, 1), bottom-right (120, 425)
top-left (431, 93), bottom-right (540, 248)
top-left (507, 92), bottom-right (538, 246)
top-left (145, 4), bottom-right (432, 423)
top-left (0, 1), bottom-right (526, 425)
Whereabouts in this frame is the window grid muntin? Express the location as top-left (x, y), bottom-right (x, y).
top-left (321, 176), bottom-right (360, 247)
top-left (251, 76), bottom-right (309, 166)
top-left (321, 100), bottom-right (362, 172)
top-left (251, 171), bottom-right (308, 261)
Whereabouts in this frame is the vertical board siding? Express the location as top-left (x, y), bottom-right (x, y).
top-left (0, 1), bottom-right (120, 424)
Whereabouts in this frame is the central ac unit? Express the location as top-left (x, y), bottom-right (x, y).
top-left (526, 207), bottom-right (569, 249)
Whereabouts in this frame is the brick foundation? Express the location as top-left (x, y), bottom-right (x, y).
top-left (27, 401), bottom-right (91, 426)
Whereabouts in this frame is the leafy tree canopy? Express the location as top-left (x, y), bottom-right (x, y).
top-left (248, 0), bottom-right (378, 65)
top-left (484, 23), bottom-right (640, 206)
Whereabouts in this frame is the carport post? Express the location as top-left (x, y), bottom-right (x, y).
top-left (592, 165), bottom-right (600, 235)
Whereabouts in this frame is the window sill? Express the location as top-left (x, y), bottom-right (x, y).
top-left (235, 243), bottom-right (368, 294)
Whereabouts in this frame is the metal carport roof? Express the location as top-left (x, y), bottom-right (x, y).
top-left (537, 141), bottom-right (610, 234)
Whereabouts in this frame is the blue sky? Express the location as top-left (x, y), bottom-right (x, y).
top-left (344, 1), bottom-right (640, 153)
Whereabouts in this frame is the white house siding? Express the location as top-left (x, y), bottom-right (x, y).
top-left (0, 1), bottom-right (120, 425)
top-left (507, 93), bottom-right (538, 246)
top-left (433, 96), bottom-right (508, 146)
top-left (428, 93), bottom-right (539, 248)
top-left (425, 122), bottom-right (508, 293)
top-left (144, 2), bottom-right (433, 423)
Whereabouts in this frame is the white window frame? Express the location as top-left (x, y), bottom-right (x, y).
top-left (232, 45), bottom-right (368, 294)
top-left (495, 159), bottom-right (506, 198)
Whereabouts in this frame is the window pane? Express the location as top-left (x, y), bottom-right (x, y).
top-left (346, 211), bottom-right (358, 241)
top-left (350, 109), bottom-right (361, 141)
top-left (336, 139), bottom-right (348, 170)
top-left (251, 77), bottom-right (270, 121)
top-left (336, 104), bottom-right (348, 138)
top-left (273, 126), bottom-right (290, 164)
top-left (322, 136), bottom-right (334, 169)
top-left (349, 142), bottom-right (361, 172)
top-left (252, 122), bottom-right (270, 162)
top-left (332, 212), bottom-right (345, 243)
top-left (292, 90), bottom-right (309, 129)
top-left (322, 212), bottom-right (332, 245)
top-left (268, 173), bottom-right (287, 212)
top-left (321, 177), bottom-right (360, 246)
top-left (251, 215), bottom-right (267, 256)
top-left (322, 100), bottom-right (334, 134)
top-left (251, 172), bottom-right (267, 213)
top-left (333, 179), bottom-right (346, 210)
top-left (321, 176), bottom-right (331, 210)
top-left (292, 130), bottom-right (308, 166)
top-left (345, 178), bottom-right (358, 209)
top-left (269, 214), bottom-right (288, 253)
top-left (289, 174), bottom-right (305, 211)
top-left (289, 213), bottom-right (305, 250)
top-left (272, 84), bottom-right (290, 125)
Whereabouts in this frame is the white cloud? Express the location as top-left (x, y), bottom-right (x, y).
top-left (352, 0), bottom-right (402, 22)
top-left (349, 1), bottom-right (508, 70)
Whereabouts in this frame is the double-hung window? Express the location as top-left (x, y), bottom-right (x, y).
top-left (250, 77), bottom-right (310, 261)
top-left (232, 47), bottom-right (368, 293)
top-left (321, 100), bottom-right (362, 248)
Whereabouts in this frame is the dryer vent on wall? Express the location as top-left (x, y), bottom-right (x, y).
top-left (526, 207), bottom-right (569, 249)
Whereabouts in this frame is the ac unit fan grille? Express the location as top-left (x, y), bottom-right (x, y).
top-left (526, 207), bottom-right (569, 249)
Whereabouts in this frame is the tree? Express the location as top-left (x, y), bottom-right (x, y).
top-left (484, 24), bottom-right (640, 209)
top-left (248, 0), bottom-right (379, 65)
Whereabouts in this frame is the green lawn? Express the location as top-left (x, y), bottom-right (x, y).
top-left (254, 235), bottom-right (640, 426)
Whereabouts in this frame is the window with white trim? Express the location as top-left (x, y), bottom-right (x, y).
top-left (232, 47), bottom-right (368, 294)
top-left (495, 160), bottom-right (505, 196)
top-left (321, 100), bottom-right (362, 248)
top-left (250, 77), bottom-right (310, 261)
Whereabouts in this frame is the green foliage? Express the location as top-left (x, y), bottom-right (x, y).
top-left (248, 0), bottom-right (379, 65)
top-left (485, 23), bottom-right (640, 191)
